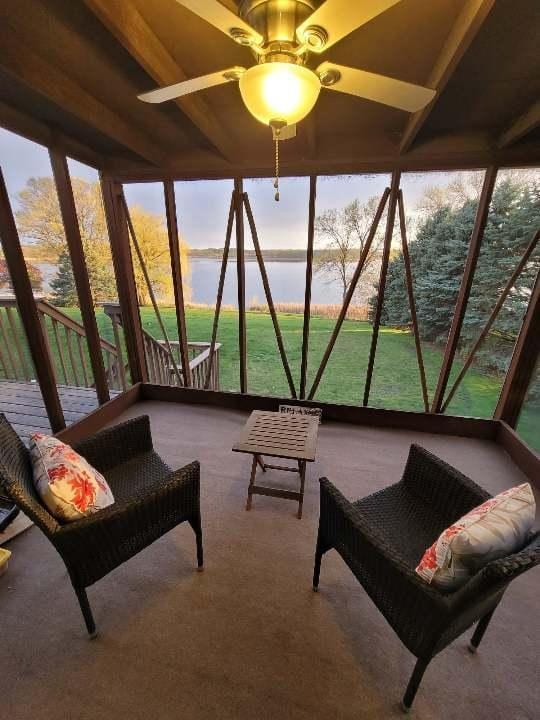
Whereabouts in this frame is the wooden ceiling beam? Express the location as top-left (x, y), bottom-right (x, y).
top-left (0, 29), bottom-right (166, 167)
top-left (399, 0), bottom-right (495, 154)
top-left (0, 101), bottom-right (103, 169)
top-left (106, 131), bottom-right (540, 182)
top-left (83, 0), bottom-right (237, 163)
top-left (497, 101), bottom-right (540, 149)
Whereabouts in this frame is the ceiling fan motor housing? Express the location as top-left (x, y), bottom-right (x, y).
top-left (239, 0), bottom-right (318, 48)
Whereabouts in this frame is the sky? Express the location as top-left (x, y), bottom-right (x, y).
top-left (0, 126), bottom-right (481, 250)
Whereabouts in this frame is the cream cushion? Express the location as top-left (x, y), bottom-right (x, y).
top-left (30, 433), bottom-right (114, 523)
top-left (416, 483), bottom-right (535, 591)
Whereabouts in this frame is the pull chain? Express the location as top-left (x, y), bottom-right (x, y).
top-left (274, 137), bottom-right (280, 202)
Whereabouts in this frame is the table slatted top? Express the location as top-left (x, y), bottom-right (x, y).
top-left (232, 410), bottom-right (319, 461)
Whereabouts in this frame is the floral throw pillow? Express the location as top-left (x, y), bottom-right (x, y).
top-left (29, 433), bottom-right (114, 523)
top-left (416, 483), bottom-right (535, 591)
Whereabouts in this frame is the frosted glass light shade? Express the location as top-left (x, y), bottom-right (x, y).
top-left (239, 62), bottom-right (321, 126)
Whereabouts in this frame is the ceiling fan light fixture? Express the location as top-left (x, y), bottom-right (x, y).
top-left (229, 27), bottom-right (260, 47)
top-left (299, 25), bottom-right (328, 50)
top-left (239, 62), bottom-right (321, 127)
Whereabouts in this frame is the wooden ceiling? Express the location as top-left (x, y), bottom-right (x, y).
top-left (0, 0), bottom-right (539, 179)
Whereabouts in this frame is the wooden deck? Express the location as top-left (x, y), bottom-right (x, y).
top-left (0, 380), bottom-right (117, 442)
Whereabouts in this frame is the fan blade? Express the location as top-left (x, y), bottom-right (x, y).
top-left (317, 62), bottom-right (435, 112)
top-left (138, 67), bottom-right (246, 104)
top-left (175, 0), bottom-right (262, 46)
top-left (297, 0), bottom-right (402, 52)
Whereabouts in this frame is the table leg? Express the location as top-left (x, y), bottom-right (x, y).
top-left (256, 454), bottom-right (266, 472)
top-left (245, 455), bottom-right (258, 511)
top-left (297, 460), bottom-right (306, 519)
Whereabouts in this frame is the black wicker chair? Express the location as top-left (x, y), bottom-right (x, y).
top-left (0, 413), bottom-right (203, 638)
top-left (313, 444), bottom-right (539, 712)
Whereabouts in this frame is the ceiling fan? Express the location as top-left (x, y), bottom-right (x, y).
top-left (139, 0), bottom-right (436, 198)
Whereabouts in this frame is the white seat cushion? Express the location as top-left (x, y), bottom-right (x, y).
top-left (416, 483), bottom-right (535, 591)
top-left (30, 433), bottom-right (114, 523)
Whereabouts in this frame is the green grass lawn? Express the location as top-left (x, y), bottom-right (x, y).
top-left (2, 306), bottom-right (538, 451)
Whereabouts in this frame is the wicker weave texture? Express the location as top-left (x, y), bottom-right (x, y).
top-left (0, 413), bottom-right (202, 595)
top-left (316, 444), bottom-right (540, 659)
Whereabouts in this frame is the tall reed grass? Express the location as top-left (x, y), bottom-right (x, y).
top-left (185, 301), bottom-right (368, 320)
top-left (247, 302), bottom-right (369, 320)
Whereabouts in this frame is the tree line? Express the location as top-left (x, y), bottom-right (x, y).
top-left (368, 173), bottom-right (540, 377)
top-left (0, 176), bottom-right (190, 307)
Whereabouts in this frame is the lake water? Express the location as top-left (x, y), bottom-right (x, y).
top-left (36, 258), bottom-right (367, 307)
top-left (189, 258), bottom-right (345, 306)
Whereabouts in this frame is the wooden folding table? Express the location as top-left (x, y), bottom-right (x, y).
top-left (232, 410), bottom-right (319, 519)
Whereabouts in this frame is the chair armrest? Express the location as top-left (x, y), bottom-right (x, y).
top-left (401, 444), bottom-right (490, 523)
top-left (485, 532), bottom-right (540, 580)
top-left (318, 478), bottom-right (447, 611)
top-left (72, 415), bottom-right (153, 473)
top-left (54, 461), bottom-right (200, 554)
top-left (449, 532), bottom-right (540, 612)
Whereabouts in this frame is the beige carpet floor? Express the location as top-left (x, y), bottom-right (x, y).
top-left (1, 400), bottom-right (538, 720)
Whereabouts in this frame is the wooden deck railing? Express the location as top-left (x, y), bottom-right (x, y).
top-left (103, 303), bottom-right (220, 390)
top-left (0, 297), bottom-right (220, 393)
top-left (0, 296), bottom-right (126, 391)
top-left (158, 340), bottom-right (221, 389)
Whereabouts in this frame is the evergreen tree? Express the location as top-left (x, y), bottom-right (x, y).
top-left (50, 251), bottom-right (78, 306)
top-left (376, 177), bottom-right (540, 373)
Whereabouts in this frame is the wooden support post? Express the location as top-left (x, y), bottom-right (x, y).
top-left (234, 178), bottom-right (247, 393)
top-left (494, 269), bottom-right (540, 427)
top-left (0, 167), bottom-right (65, 432)
top-left (204, 193), bottom-right (235, 389)
top-left (308, 187), bottom-right (391, 401)
top-left (164, 181), bottom-right (191, 386)
top-left (100, 175), bottom-right (147, 384)
top-left (431, 166), bottom-right (498, 413)
top-left (398, 190), bottom-right (429, 412)
top-left (363, 171), bottom-right (401, 407)
top-left (300, 176), bottom-right (317, 400)
top-left (49, 150), bottom-right (110, 404)
top-left (243, 193), bottom-right (297, 398)
top-left (121, 193), bottom-right (183, 386)
top-left (443, 229), bottom-right (540, 412)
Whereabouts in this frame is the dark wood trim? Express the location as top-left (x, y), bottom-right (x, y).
top-left (0, 29), bottom-right (165, 167)
top-left (49, 149), bottom-right (110, 405)
top-left (51, 383), bottom-right (538, 488)
top-left (496, 422), bottom-right (540, 489)
top-left (108, 131), bottom-right (540, 184)
top-left (309, 186), bottom-right (391, 401)
top-left (497, 100), bottom-right (540, 149)
top-left (204, 193), bottom-right (235, 389)
top-left (363, 171), bottom-right (401, 406)
top-left (164, 180), bottom-right (191, 387)
top-left (300, 175), bottom-right (317, 400)
top-left (398, 190), bottom-right (429, 411)
top-left (0, 167), bottom-right (65, 432)
top-left (82, 0), bottom-right (236, 162)
top-left (234, 178), bottom-right (247, 393)
top-left (431, 166), bottom-right (498, 413)
top-left (55, 383), bottom-right (141, 445)
top-left (100, 175), bottom-right (148, 383)
top-left (399, 0), bottom-right (496, 153)
top-left (243, 193), bottom-right (297, 398)
top-left (443, 228), bottom-right (540, 412)
top-left (494, 270), bottom-right (540, 426)
top-left (141, 383), bottom-right (498, 440)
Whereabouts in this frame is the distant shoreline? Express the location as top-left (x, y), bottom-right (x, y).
top-left (189, 248), bottom-right (309, 262)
